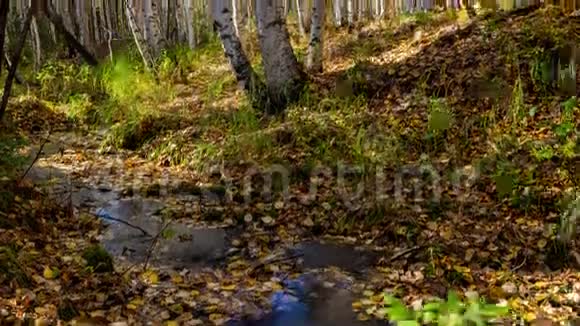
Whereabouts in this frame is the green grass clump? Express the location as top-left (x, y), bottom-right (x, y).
top-left (0, 246), bottom-right (30, 286)
top-left (0, 134), bottom-right (28, 179)
top-left (82, 245), bottom-right (114, 273)
top-left (36, 61), bottom-right (102, 103)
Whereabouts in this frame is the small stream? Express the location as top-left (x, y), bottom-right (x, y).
top-left (26, 132), bottom-right (387, 325)
top-left (96, 196), bottom-right (386, 326)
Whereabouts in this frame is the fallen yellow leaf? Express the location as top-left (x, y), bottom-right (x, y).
top-left (142, 270), bottom-right (159, 284)
top-left (221, 284), bottom-right (237, 291)
top-left (43, 266), bottom-right (59, 280)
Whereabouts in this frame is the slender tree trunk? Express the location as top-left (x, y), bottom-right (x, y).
top-left (213, 0), bottom-right (267, 109)
top-left (0, 9), bottom-right (33, 122)
top-left (185, 0), bottom-right (196, 48)
top-left (334, 0), bottom-right (343, 26)
top-left (347, 0), bottom-right (354, 25)
top-left (46, 3), bottom-right (99, 66)
top-left (31, 17), bottom-right (42, 71)
top-left (4, 53), bottom-right (27, 85)
top-left (175, 0), bottom-right (187, 43)
top-left (232, 0), bottom-right (240, 36)
top-left (143, 0), bottom-right (165, 58)
top-left (303, 0), bottom-right (312, 32)
top-left (92, 0), bottom-right (101, 46)
top-left (306, 0), bottom-right (325, 73)
top-left (0, 0), bottom-right (10, 76)
top-left (296, 0), bottom-right (306, 35)
top-left (246, 0), bottom-right (253, 29)
top-left (255, 0), bottom-right (305, 113)
top-left (159, 0), bottom-right (168, 38)
top-left (126, 1), bottom-right (155, 69)
top-left (77, 0), bottom-right (89, 48)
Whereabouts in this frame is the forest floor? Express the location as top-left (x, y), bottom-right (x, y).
top-left (1, 5), bottom-right (580, 326)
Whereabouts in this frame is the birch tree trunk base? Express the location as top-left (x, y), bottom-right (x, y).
top-left (256, 1), bottom-right (306, 114)
top-left (213, 2), bottom-right (269, 111)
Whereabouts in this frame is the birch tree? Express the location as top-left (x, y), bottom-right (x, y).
top-left (333, 0), bottom-right (343, 26)
top-left (347, 0), bottom-right (354, 26)
top-left (255, 0), bottom-right (305, 112)
top-left (126, 1), bottom-right (155, 69)
top-left (306, 0), bottom-right (325, 73)
top-left (0, 0), bottom-right (9, 75)
top-left (175, 0), bottom-right (187, 44)
top-left (232, 0), bottom-right (239, 36)
top-left (143, 0), bottom-right (165, 58)
top-left (184, 0), bottom-right (196, 48)
top-left (30, 16), bottom-right (41, 71)
top-left (296, 0), bottom-right (306, 35)
top-left (212, 0), bottom-right (267, 109)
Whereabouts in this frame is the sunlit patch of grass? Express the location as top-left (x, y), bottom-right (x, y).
top-left (508, 76), bottom-right (525, 129)
top-left (100, 58), bottom-right (173, 109)
top-left (205, 74), bottom-right (236, 103)
top-left (424, 98), bottom-right (454, 155)
top-left (36, 61), bottom-right (102, 103)
top-left (186, 142), bottom-right (222, 170)
top-left (102, 109), bottom-right (183, 151)
top-left (158, 45), bottom-right (198, 82)
top-left (145, 90), bottom-right (406, 172)
top-left (351, 39), bottom-right (382, 59)
top-left (61, 93), bottom-right (97, 124)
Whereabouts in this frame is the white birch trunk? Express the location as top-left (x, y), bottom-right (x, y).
top-left (185, 0), bottom-right (196, 48)
top-left (255, 0), bottom-right (304, 112)
top-left (347, 0), bottom-right (354, 25)
top-left (213, 0), bottom-right (266, 108)
top-left (303, 0), bottom-right (312, 32)
top-left (232, 0), bottom-right (239, 36)
top-left (334, 0), bottom-right (342, 26)
top-left (175, 0), bottom-right (187, 44)
top-left (296, 0), bottom-right (306, 35)
top-left (31, 16), bottom-right (42, 71)
top-left (126, 1), bottom-right (155, 69)
top-left (143, 0), bottom-right (165, 57)
top-left (306, 0), bottom-right (325, 73)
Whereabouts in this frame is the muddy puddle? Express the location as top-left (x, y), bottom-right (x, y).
top-left (96, 197), bottom-right (232, 269)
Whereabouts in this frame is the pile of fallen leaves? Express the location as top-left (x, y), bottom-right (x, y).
top-left (0, 183), bottom-right (128, 324)
top-left (5, 96), bottom-right (71, 134)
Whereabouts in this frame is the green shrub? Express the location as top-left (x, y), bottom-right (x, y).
top-left (382, 291), bottom-right (509, 325)
top-left (82, 245), bottom-right (114, 273)
top-left (0, 134), bottom-right (27, 179)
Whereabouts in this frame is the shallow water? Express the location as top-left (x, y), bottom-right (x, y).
top-left (27, 132), bottom-right (388, 325)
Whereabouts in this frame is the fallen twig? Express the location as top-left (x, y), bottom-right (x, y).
top-left (17, 132), bottom-right (50, 185)
top-left (388, 245), bottom-right (421, 262)
top-left (97, 212), bottom-right (152, 238)
top-left (143, 221), bottom-right (172, 272)
top-left (249, 250), bottom-right (304, 275)
top-left (510, 257), bottom-right (527, 272)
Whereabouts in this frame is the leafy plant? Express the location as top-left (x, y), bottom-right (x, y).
top-left (509, 76), bottom-right (525, 127)
top-left (382, 291), bottom-right (509, 325)
top-left (561, 96), bottom-right (577, 121)
top-left (531, 144), bottom-right (555, 161)
top-left (82, 245), bottom-right (114, 273)
top-left (558, 191), bottom-right (579, 244)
